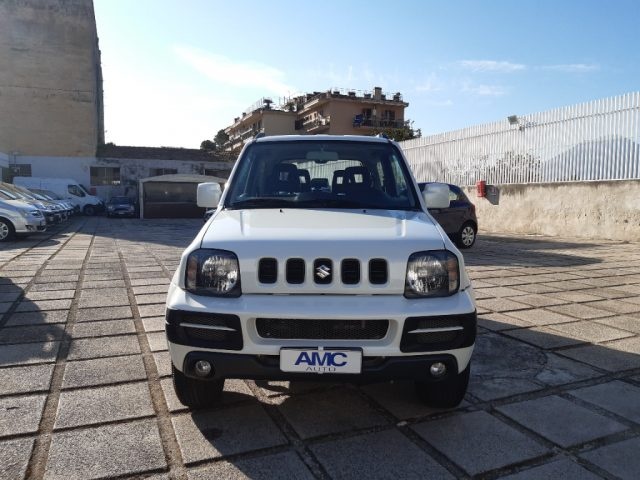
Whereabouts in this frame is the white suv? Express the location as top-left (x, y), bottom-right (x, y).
top-left (165, 135), bottom-right (476, 409)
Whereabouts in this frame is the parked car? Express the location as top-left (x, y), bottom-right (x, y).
top-left (0, 191), bottom-right (46, 241)
top-left (0, 182), bottom-right (59, 225)
top-left (418, 183), bottom-right (478, 249)
top-left (29, 189), bottom-right (78, 216)
top-left (106, 196), bottom-right (137, 217)
top-left (166, 135), bottom-right (477, 410)
top-left (14, 176), bottom-right (104, 216)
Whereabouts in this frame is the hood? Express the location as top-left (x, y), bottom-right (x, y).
top-left (203, 209), bottom-right (444, 244)
top-left (2, 199), bottom-right (38, 212)
top-left (198, 209), bottom-right (448, 295)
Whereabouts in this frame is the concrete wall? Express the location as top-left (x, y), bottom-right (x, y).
top-left (262, 111), bottom-right (297, 136)
top-left (463, 180), bottom-right (640, 242)
top-left (0, 0), bottom-right (103, 157)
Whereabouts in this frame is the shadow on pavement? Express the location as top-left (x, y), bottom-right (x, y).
top-left (0, 278), bottom-right (69, 367)
top-left (463, 235), bottom-right (604, 268)
top-left (92, 218), bottom-right (204, 249)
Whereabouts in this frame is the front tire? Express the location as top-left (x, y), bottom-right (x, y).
top-left (83, 205), bottom-right (96, 216)
top-left (415, 363), bottom-right (470, 408)
top-left (456, 222), bottom-right (477, 249)
top-left (0, 218), bottom-right (15, 242)
top-left (172, 365), bottom-right (224, 409)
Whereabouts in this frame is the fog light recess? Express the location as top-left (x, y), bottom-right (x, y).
top-left (194, 360), bottom-right (213, 377)
top-left (430, 362), bottom-right (447, 377)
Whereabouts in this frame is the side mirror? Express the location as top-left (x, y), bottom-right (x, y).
top-left (422, 183), bottom-right (450, 209)
top-left (197, 183), bottom-right (221, 208)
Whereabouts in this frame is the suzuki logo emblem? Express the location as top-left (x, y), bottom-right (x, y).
top-left (316, 264), bottom-right (331, 279)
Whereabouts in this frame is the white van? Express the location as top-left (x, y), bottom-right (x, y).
top-left (14, 177), bottom-right (104, 215)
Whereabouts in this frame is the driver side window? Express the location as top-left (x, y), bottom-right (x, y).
top-left (68, 185), bottom-right (85, 197)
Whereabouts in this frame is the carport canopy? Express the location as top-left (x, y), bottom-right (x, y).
top-left (138, 174), bottom-right (226, 219)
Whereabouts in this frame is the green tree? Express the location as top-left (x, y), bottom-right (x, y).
top-left (200, 139), bottom-right (215, 151)
top-left (214, 129), bottom-right (229, 148)
top-left (370, 124), bottom-right (420, 142)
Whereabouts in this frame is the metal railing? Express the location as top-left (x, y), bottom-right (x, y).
top-left (400, 92), bottom-right (640, 185)
top-left (353, 116), bottom-right (407, 129)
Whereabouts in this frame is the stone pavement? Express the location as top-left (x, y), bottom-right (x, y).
top-left (1, 218), bottom-right (640, 480)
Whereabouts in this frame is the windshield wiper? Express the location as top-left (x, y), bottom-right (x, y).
top-left (227, 198), bottom-right (295, 209)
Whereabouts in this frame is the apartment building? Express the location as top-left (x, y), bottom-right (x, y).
top-left (223, 87), bottom-right (409, 151)
top-left (0, 0), bottom-right (104, 157)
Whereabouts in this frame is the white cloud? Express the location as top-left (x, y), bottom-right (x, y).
top-left (425, 99), bottom-right (453, 107)
top-left (461, 82), bottom-right (508, 97)
top-left (540, 63), bottom-right (599, 73)
top-left (173, 45), bottom-right (296, 96)
top-left (415, 73), bottom-right (443, 93)
top-left (457, 60), bottom-right (526, 73)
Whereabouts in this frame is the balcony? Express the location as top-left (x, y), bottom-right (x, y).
top-left (352, 116), bottom-right (408, 129)
top-left (303, 116), bottom-right (331, 133)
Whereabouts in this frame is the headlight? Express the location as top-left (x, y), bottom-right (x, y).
top-left (405, 250), bottom-right (459, 298)
top-left (20, 209), bottom-right (43, 218)
top-left (185, 249), bottom-right (241, 297)
top-left (107, 205), bottom-right (115, 211)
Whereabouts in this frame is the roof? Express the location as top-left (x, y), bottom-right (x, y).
top-left (254, 134), bottom-right (393, 144)
top-left (97, 145), bottom-right (235, 162)
top-left (139, 174), bottom-right (226, 184)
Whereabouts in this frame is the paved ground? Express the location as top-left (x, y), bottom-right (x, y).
top-left (1, 218), bottom-right (640, 480)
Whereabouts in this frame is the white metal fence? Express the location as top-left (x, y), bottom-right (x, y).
top-left (400, 92), bottom-right (640, 185)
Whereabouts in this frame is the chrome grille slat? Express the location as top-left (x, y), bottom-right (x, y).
top-left (407, 326), bottom-right (464, 334)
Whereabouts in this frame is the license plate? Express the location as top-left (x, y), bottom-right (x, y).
top-left (280, 348), bottom-right (362, 374)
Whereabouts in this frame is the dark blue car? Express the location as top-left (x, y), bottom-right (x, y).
top-left (106, 196), bottom-right (137, 218)
top-left (418, 183), bottom-right (478, 248)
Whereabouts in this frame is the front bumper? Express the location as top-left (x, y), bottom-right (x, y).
top-left (14, 217), bottom-right (47, 234)
top-left (179, 350), bottom-right (461, 383)
top-left (107, 208), bottom-right (135, 216)
top-left (166, 286), bottom-right (477, 380)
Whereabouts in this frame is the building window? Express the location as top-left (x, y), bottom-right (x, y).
top-left (383, 110), bottom-right (396, 120)
top-left (150, 168), bottom-right (178, 176)
top-left (90, 166), bottom-right (120, 186)
top-left (12, 164), bottom-right (32, 176)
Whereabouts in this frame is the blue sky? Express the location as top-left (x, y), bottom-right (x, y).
top-left (94, 0), bottom-right (640, 148)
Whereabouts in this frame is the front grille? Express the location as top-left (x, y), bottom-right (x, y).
top-left (286, 258), bottom-right (305, 284)
top-left (341, 259), bottom-right (360, 284)
top-left (400, 313), bottom-right (477, 352)
top-left (258, 258), bottom-right (277, 284)
top-left (369, 259), bottom-right (388, 284)
top-left (257, 257), bottom-right (386, 286)
top-left (256, 318), bottom-right (389, 340)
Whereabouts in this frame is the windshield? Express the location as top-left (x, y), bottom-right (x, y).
top-left (109, 196), bottom-right (131, 204)
top-left (0, 189), bottom-right (18, 200)
top-left (68, 185), bottom-right (85, 197)
top-left (42, 190), bottom-right (62, 200)
top-left (225, 140), bottom-right (419, 210)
